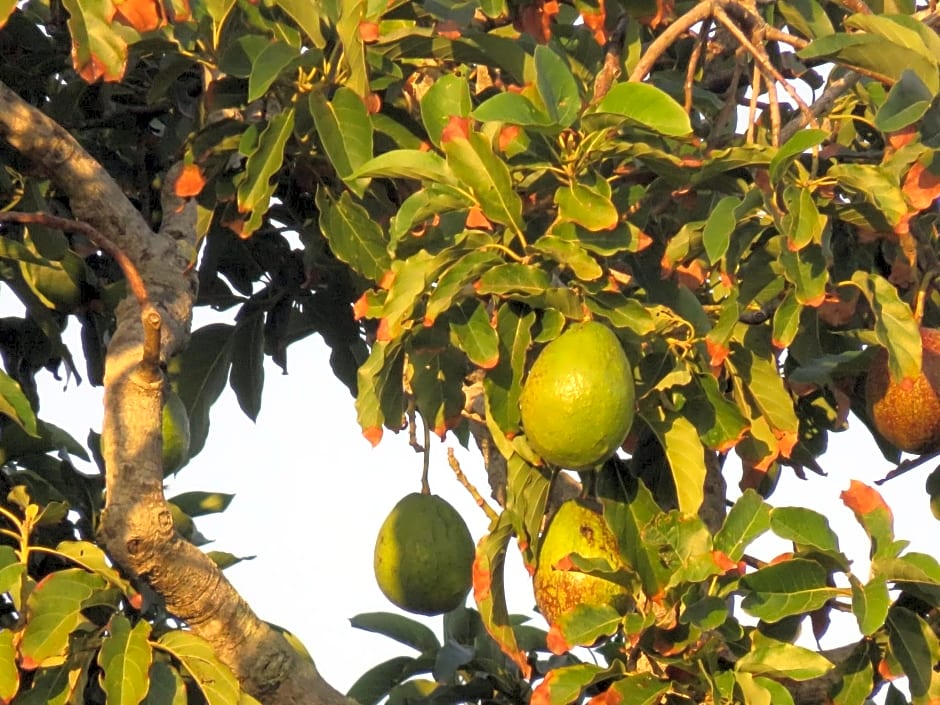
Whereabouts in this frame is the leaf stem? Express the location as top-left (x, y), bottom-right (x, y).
top-left (447, 447), bottom-right (499, 522)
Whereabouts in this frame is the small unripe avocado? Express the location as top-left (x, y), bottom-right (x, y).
top-left (533, 499), bottom-right (633, 626)
top-left (374, 493), bottom-right (475, 616)
top-left (162, 390), bottom-right (191, 475)
top-left (866, 328), bottom-right (940, 455)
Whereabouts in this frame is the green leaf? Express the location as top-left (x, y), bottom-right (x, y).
top-left (640, 407), bottom-right (706, 515)
top-left (235, 109), bottom-right (295, 236)
top-left (602, 485), bottom-right (672, 596)
top-left (553, 604), bottom-right (622, 652)
top-left (703, 195), bottom-right (740, 264)
top-left (229, 312), bottom-right (264, 421)
top-left (167, 491), bottom-right (234, 517)
top-left (157, 632), bottom-right (241, 705)
top-left (770, 507), bottom-right (840, 552)
top-left (167, 324), bottom-right (235, 459)
top-left (886, 605), bottom-right (938, 697)
top-left (143, 660), bottom-right (187, 705)
top-left (355, 340), bottom-right (405, 442)
top-left (531, 663), bottom-right (607, 705)
top-left (376, 250), bottom-right (449, 342)
top-left (798, 32), bottom-right (938, 93)
top-left (771, 289), bottom-right (802, 349)
top-left (741, 558), bottom-right (840, 622)
top-left (735, 672), bottom-right (795, 705)
top-left (61, 0), bottom-right (129, 82)
top-left (276, 0), bottom-right (326, 46)
top-left (0, 628), bottom-right (17, 703)
top-left (555, 182), bottom-right (619, 232)
top-left (0, 368), bottom-right (38, 436)
top-left (850, 575), bottom-right (889, 636)
top-left (474, 512), bottom-right (532, 679)
top-left (534, 45), bottom-right (581, 129)
top-left (828, 163), bottom-right (908, 229)
top-left (420, 73), bottom-right (471, 148)
top-left (830, 645), bottom-right (875, 705)
top-left (424, 249), bottom-right (502, 325)
top-left (584, 292), bottom-right (656, 335)
top-left (714, 490), bottom-right (772, 562)
top-left (476, 264), bottom-right (551, 298)
top-left (347, 656), bottom-right (425, 705)
top-left (21, 569), bottom-right (108, 667)
top-left (777, 0), bottom-right (833, 39)
top-left (532, 236), bottom-right (603, 281)
top-left (730, 342), bottom-right (800, 441)
top-left (350, 150), bottom-right (457, 183)
top-left (736, 633), bottom-right (834, 680)
top-left (779, 243), bottom-right (827, 306)
top-left (781, 186), bottom-right (826, 251)
top-left (449, 300), bottom-right (499, 369)
top-left (10, 664), bottom-right (72, 705)
top-left (410, 345), bottom-right (465, 437)
top-left (769, 129), bottom-right (828, 183)
top-left (247, 41), bottom-right (299, 103)
top-left (53, 541), bottom-right (136, 596)
top-left (483, 304), bottom-right (534, 434)
top-left (875, 69), bottom-right (935, 133)
top-left (389, 184), bottom-right (472, 244)
top-left (681, 595), bottom-right (729, 630)
top-left (442, 131), bottom-right (524, 233)
top-left (316, 188), bottom-right (390, 282)
top-left (335, 0), bottom-right (368, 96)
top-left (349, 612), bottom-right (441, 653)
top-left (98, 615), bottom-right (152, 705)
top-left (851, 271), bottom-right (921, 382)
top-left (309, 87), bottom-right (374, 195)
top-left (595, 83), bottom-right (692, 136)
top-left (0, 545), bottom-right (24, 596)
top-left (472, 92), bottom-right (553, 127)
top-left (603, 674), bottom-right (671, 705)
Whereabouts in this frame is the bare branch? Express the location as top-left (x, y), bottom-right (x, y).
top-left (629, 0), bottom-right (715, 82)
top-left (780, 71), bottom-right (862, 143)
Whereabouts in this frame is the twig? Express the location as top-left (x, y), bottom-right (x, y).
top-left (713, 5), bottom-right (816, 127)
top-left (141, 306), bottom-right (163, 379)
top-left (592, 14), bottom-right (630, 103)
top-left (780, 71), bottom-right (861, 143)
top-left (746, 62), bottom-right (761, 143)
top-left (0, 211), bottom-right (150, 309)
top-left (763, 26), bottom-right (808, 50)
top-left (421, 418), bottom-right (431, 494)
top-left (766, 57), bottom-right (781, 145)
top-left (684, 19), bottom-right (712, 113)
top-left (913, 266), bottom-right (940, 324)
top-left (447, 447), bottom-right (499, 522)
top-left (838, 0), bottom-right (872, 13)
top-left (876, 450), bottom-right (940, 484)
top-left (628, 0), bottom-right (715, 82)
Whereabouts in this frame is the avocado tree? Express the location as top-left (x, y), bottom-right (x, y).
top-left (1, 0), bottom-right (940, 702)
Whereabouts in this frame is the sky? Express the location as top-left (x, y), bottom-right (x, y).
top-left (20, 311), bottom-right (937, 696)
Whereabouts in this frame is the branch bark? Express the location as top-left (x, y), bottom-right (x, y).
top-left (0, 79), bottom-right (349, 705)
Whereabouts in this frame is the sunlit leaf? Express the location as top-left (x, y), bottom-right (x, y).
top-left (714, 490), bottom-right (771, 562)
top-left (736, 633), bottom-right (834, 680)
top-left (157, 632), bottom-right (242, 705)
top-left (349, 612), bottom-right (441, 653)
top-left (98, 615), bottom-right (152, 705)
top-left (741, 558), bottom-right (840, 622)
top-left (595, 83), bottom-right (692, 136)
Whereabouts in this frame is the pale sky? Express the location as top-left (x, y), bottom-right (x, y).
top-left (22, 314), bottom-right (935, 696)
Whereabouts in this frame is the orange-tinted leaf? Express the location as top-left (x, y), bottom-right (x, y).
top-left (498, 125), bottom-right (521, 152)
top-left (878, 658), bottom-right (902, 680)
top-left (19, 655), bottom-right (40, 671)
top-left (378, 270), bottom-right (395, 290)
top-left (514, 0), bottom-right (558, 43)
top-left (711, 550), bottom-right (737, 573)
top-left (472, 552), bottom-right (491, 603)
top-left (364, 92), bottom-right (382, 114)
top-left (902, 159), bottom-right (940, 211)
top-left (173, 164), bottom-right (205, 197)
top-left (362, 426), bottom-right (383, 446)
top-left (530, 671), bottom-right (557, 705)
top-left (436, 19), bottom-right (462, 39)
top-left (353, 293), bottom-right (370, 321)
top-left (358, 21), bottom-right (379, 42)
top-left (775, 429), bottom-right (797, 458)
top-left (466, 206), bottom-right (492, 230)
top-left (128, 592), bottom-right (144, 610)
top-left (546, 624), bottom-right (572, 655)
top-left (114, 0), bottom-right (165, 31)
top-left (886, 125), bottom-right (917, 153)
top-left (770, 551), bottom-right (794, 565)
top-left (817, 289), bottom-right (859, 326)
top-left (376, 318), bottom-right (392, 342)
top-left (580, 9), bottom-right (606, 44)
top-left (705, 338), bottom-right (730, 368)
top-left (587, 687), bottom-right (623, 705)
top-left (676, 259), bottom-right (706, 290)
top-left (840, 480), bottom-right (892, 519)
top-left (440, 115), bottom-right (471, 143)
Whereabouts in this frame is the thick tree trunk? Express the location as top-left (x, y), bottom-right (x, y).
top-left (0, 80), bottom-right (349, 705)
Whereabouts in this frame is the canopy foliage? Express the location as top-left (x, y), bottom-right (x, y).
top-left (0, 0), bottom-right (940, 702)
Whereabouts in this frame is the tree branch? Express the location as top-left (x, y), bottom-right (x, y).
top-left (0, 79), bottom-right (350, 705)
